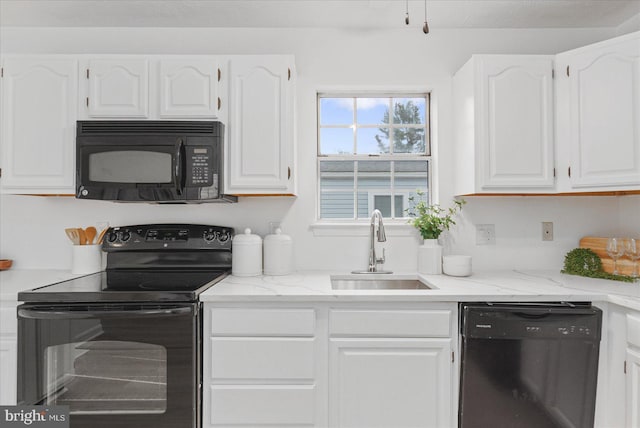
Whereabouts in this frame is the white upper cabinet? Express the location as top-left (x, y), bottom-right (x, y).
top-left (159, 59), bottom-right (220, 118)
top-left (556, 32), bottom-right (640, 190)
top-left (80, 56), bottom-right (223, 120)
top-left (85, 58), bottom-right (149, 118)
top-left (1, 57), bottom-right (77, 193)
top-left (453, 55), bottom-right (555, 195)
top-left (226, 56), bottom-right (295, 195)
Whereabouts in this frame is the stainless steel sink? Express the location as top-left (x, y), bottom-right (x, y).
top-left (331, 277), bottom-right (432, 290)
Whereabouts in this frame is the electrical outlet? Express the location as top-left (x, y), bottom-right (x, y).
top-left (542, 222), bottom-right (554, 241)
top-left (476, 224), bottom-right (496, 245)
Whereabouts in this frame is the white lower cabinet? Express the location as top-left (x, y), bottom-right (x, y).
top-left (601, 305), bottom-right (640, 428)
top-left (626, 314), bottom-right (640, 428)
top-left (0, 302), bottom-right (18, 405)
top-left (202, 303), bottom-right (457, 428)
top-left (329, 338), bottom-right (451, 428)
top-left (203, 307), bottom-right (319, 427)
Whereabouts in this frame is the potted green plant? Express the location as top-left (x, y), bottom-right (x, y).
top-left (406, 191), bottom-right (465, 274)
top-left (406, 191), bottom-right (465, 239)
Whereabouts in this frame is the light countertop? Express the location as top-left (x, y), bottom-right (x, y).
top-left (200, 270), bottom-right (640, 311)
top-left (2, 268), bottom-right (639, 312)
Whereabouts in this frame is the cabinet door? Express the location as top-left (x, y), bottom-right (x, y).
top-left (627, 348), bottom-right (640, 427)
top-left (329, 338), bottom-right (452, 428)
top-left (159, 59), bottom-right (220, 118)
top-left (86, 59), bottom-right (149, 117)
top-left (567, 35), bottom-right (640, 188)
top-left (227, 56), bottom-right (295, 194)
top-left (0, 339), bottom-right (17, 405)
top-left (477, 56), bottom-right (555, 189)
top-left (1, 58), bottom-right (77, 193)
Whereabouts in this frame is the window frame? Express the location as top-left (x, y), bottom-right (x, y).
top-left (316, 92), bottom-right (432, 222)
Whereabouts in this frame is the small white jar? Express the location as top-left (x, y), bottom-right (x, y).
top-left (232, 228), bottom-right (262, 277)
top-left (442, 255), bottom-right (472, 277)
top-left (263, 228), bottom-right (293, 275)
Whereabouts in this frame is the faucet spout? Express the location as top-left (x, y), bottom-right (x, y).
top-left (352, 209), bottom-right (392, 274)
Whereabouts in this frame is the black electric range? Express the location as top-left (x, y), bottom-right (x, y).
top-left (17, 224), bottom-right (234, 428)
top-left (18, 223), bottom-right (234, 303)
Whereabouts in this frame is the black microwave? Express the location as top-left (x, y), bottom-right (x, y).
top-left (76, 120), bottom-right (236, 202)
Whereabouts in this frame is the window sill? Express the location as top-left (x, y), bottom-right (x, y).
top-left (310, 221), bottom-right (419, 237)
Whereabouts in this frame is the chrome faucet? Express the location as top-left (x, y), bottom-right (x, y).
top-left (353, 209), bottom-right (392, 274)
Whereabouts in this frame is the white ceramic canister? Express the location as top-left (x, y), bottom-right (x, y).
top-left (232, 228), bottom-right (263, 276)
top-left (263, 228), bottom-right (293, 275)
top-left (417, 238), bottom-right (443, 275)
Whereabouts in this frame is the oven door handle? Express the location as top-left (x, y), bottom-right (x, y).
top-left (18, 306), bottom-right (194, 320)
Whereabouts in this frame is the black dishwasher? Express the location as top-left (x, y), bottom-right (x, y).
top-left (459, 302), bottom-right (602, 428)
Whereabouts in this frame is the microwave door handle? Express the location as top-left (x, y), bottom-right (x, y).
top-left (175, 139), bottom-right (186, 194)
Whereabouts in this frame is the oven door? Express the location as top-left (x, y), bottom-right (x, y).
top-left (17, 303), bottom-right (200, 428)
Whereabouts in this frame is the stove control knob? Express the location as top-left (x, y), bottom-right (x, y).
top-left (218, 231), bottom-right (231, 244)
top-left (106, 232), bottom-right (118, 243)
top-left (120, 230), bottom-right (131, 242)
top-left (203, 230), bottom-right (217, 242)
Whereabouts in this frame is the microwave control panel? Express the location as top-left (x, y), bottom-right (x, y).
top-left (186, 146), bottom-right (214, 187)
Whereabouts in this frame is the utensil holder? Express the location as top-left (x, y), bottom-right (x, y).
top-left (71, 244), bottom-right (103, 274)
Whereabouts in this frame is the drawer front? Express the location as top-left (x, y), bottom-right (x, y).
top-left (210, 308), bottom-right (315, 336)
top-left (627, 314), bottom-right (640, 348)
top-left (330, 309), bottom-right (451, 337)
top-left (210, 385), bottom-right (315, 426)
top-left (210, 337), bottom-right (315, 381)
top-left (0, 306), bottom-right (17, 336)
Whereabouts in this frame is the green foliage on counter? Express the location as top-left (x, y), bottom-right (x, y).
top-left (561, 248), bottom-right (634, 283)
top-left (406, 191), bottom-right (466, 240)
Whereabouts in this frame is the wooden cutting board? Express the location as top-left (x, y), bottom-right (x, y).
top-left (579, 237), bottom-right (636, 276)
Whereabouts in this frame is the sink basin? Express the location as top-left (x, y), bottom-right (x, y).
top-left (331, 277), bottom-right (432, 290)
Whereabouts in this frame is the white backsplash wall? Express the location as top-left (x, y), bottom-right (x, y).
top-left (1, 25), bottom-right (635, 271)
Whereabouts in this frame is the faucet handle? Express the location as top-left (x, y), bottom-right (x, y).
top-left (376, 248), bottom-right (386, 265)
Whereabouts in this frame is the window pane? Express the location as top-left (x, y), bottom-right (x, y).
top-left (357, 127), bottom-right (389, 154)
top-left (357, 98), bottom-right (389, 125)
top-left (392, 98), bottom-right (425, 124)
top-left (320, 128), bottom-right (353, 155)
top-left (320, 98), bottom-right (353, 125)
top-left (357, 161), bottom-right (391, 218)
top-left (320, 192), bottom-right (354, 219)
top-left (393, 128), bottom-right (426, 154)
top-left (395, 160), bottom-right (429, 191)
top-left (394, 195), bottom-right (404, 218)
top-left (320, 161), bottom-right (354, 189)
top-left (373, 195), bottom-right (392, 217)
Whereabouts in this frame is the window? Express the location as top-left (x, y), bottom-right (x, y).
top-left (318, 94), bottom-right (431, 220)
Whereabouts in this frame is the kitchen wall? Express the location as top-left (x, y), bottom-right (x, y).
top-left (1, 25), bottom-right (636, 272)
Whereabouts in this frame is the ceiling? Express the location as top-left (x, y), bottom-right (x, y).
top-left (0, 0), bottom-right (638, 29)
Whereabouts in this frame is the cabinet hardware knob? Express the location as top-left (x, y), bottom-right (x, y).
top-left (568, 166), bottom-right (571, 178)
top-left (288, 68), bottom-right (291, 81)
top-left (218, 68), bottom-right (221, 82)
top-left (288, 167), bottom-right (291, 180)
top-left (217, 97), bottom-right (221, 110)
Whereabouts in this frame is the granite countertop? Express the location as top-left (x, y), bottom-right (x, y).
top-left (200, 269), bottom-right (640, 311)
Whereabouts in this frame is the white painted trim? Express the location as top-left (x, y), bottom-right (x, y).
top-left (309, 221), bottom-right (419, 237)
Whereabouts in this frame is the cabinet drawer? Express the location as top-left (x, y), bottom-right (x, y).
top-left (210, 308), bottom-right (315, 336)
top-left (330, 309), bottom-right (451, 337)
top-left (210, 385), bottom-right (315, 425)
top-left (210, 337), bottom-right (314, 381)
top-left (627, 314), bottom-right (640, 348)
top-left (0, 307), bottom-right (17, 336)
